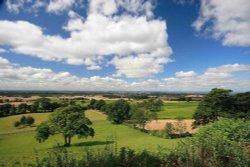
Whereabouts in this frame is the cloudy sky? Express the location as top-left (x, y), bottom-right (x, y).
top-left (0, 0), bottom-right (250, 92)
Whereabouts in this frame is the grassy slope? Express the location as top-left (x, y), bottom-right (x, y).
top-left (157, 102), bottom-right (198, 119)
top-left (0, 110), bottom-right (178, 163)
top-left (0, 113), bottom-right (50, 134)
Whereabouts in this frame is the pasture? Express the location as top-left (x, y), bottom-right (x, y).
top-left (157, 102), bottom-right (198, 119)
top-left (0, 109), bottom-right (180, 164)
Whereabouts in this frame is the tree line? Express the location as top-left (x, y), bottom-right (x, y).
top-left (87, 98), bottom-right (163, 128)
top-left (0, 98), bottom-right (68, 117)
top-left (193, 88), bottom-right (250, 126)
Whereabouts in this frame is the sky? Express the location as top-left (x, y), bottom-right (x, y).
top-left (0, 0), bottom-right (250, 92)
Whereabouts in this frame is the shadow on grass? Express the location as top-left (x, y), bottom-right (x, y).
top-left (51, 140), bottom-right (115, 149)
top-left (73, 140), bottom-right (114, 147)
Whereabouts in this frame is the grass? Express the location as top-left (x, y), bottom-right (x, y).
top-left (157, 102), bottom-right (199, 119)
top-left (0, 113), bottom-right (50, 134)
top-left (0, 110), bottom-right (179, 164)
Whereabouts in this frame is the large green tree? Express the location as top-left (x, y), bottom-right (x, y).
top-left (106, 100), bottom-right (130, 124)
top-left (233, 92), bottom-right (250, 119)
top-left (35, 105), bottom-right (94, 146)
top-left (193, 88), bottom-right (234, 126)
top-left (142, 98), bottom-right (163, 112)
top-left (130, 103), bottom-right (156, 129)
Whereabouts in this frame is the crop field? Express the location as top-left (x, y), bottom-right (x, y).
top-left (0, 109), bottom-right (180, 164)
top-left (157, 102), bottom-right (199, 119)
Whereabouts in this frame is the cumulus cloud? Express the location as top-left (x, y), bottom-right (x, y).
top-left (0, 48), bottom-right (6, 53)
top-left (0, 0), bottom-right (172, 78)
top-left (164, 64), bottom-right (250, 91)
top-left (193, 0), bottom-right (250, 47)
top-left (0, 57), bottom-right (250, 91)
top-left (47, 0), bottom-right (82, 13)
top-left (5, 0), bottom-right (80, 14)
top-left (175, 71), bottom-right (197, 77)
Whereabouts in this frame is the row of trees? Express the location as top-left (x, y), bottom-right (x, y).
top-left (0, 98), bottom-right (62, 117)
top-left (193, 88), bottom-right (250, 126)
top-left (88, 98), bottom-right (163, 128)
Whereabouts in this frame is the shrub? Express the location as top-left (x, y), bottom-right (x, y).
top-left (14, 121), bottom-right (21, 127)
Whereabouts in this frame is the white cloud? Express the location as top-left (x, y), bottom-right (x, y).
top-left (111, 51), bottom-right (172, 78)
top-left (0, 57), bottom-right (250, 91)
top-left (5, 0), bottom-right (31, 13)
top-left (47, 0), bottom-right (82, 13)
top-left (0, 0), bottom-right (172, 78)
top-left (175, 71), bottom-right (197, 77)
top-left (164, 64), bottom-right (250, 91)
top-left (193, 0), bottom-right (250, 47)
top-left (5, 0), bottom-right (81, 14)
top-left (0, 48), bottom-right (6, 53)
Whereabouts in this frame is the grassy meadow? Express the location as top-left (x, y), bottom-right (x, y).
top-left (0, 105), bottom-right (186, 164)
top-left (157, 102), bottom-right (198, 119)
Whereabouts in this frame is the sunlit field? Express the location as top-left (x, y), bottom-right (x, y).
top-left (0, 109), bottom-right (180, 164)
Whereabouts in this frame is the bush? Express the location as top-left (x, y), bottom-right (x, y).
top-left (14, 121), bottom-right (21, 127)
top-left (14, 116), bottom-right (35, 127)
top-left (25, 116), bottom-right (35, 125)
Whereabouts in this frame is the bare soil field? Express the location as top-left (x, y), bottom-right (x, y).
top-left (0, 102), bottom-right (33, 106)
top-left (144, 119), bottom-right (197, 133)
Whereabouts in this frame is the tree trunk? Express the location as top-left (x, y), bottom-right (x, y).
top-left (64, 136), bottom-right (71, 146)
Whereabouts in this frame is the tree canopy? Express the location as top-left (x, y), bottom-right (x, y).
top-left (106, 100), bottom-right (130, 124)
top-left (35, 105), bottom-right (94, 146)
top-left (130, 103), bottom-right (156, 129)
top-left (193, 88), bottom-right (250, 126)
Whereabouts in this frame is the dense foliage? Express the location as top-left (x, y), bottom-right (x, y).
top-left (14, 116), bottom-right (35, 127)
top-left (105, 100), bottom-right (131, 124)
top-left (193, 88), bottom-right (250, 126)
top-left (130, 102), bottom-right (156, 129)
top-left (0, 98), bottom-right (62, 117)
top-left (35, 105), bottom-right (94, 146)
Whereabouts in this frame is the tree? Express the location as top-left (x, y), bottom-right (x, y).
top-left (131, 103), bottom-right (156, 129)
top-left (14, 121), bottom-right (21, 127)
top-left (193, 88), bottom-right (233, 126)
top-left (35, 105), bottom-right (94, 146)
top-left (0, 104), bottom-right (12, 116)
top-left (20, 116), bottom-right (27, 124)
top-left (35, 123), bottom-right (50, 143)
top-left (88, 99), bottom-right (97, 109)
top-left (106, 100), bottom-right (130, 124)
top-left (17, 103), bottom-right (29, 114)
top-left (95, 100), bottom-right (106, 110)
top-left (25, 116), bottom-right (35, 125)
top-left (142, 98), bottom-right (163, 112)
top-left (165, 123), bottom-right (174, 138)
top-left (233, 92), bottom-right (250, 119)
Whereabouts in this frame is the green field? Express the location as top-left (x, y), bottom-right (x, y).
top-left (157, 102), bottom-right (198, 119)
top-left (0, 110), bottom-right (179, 164)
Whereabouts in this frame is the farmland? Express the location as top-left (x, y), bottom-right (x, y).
top-left (157, 102), bottom-right (198, 119)
top-left (0, 108), bottom-right (181, 164)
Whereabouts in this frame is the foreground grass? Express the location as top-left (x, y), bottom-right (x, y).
top-left (157, 102), bottom-right (198, 119)
top-left (0, 110), bottom-right (178, 164)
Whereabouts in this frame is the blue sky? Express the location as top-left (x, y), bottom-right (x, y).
top-left (0, 0), bottom-right (250, 92)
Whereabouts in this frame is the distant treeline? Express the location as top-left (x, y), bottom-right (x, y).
top-left (0, 98), bottom-right (81, 117)
top-left (0, 90), bottom-right (205, 98)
